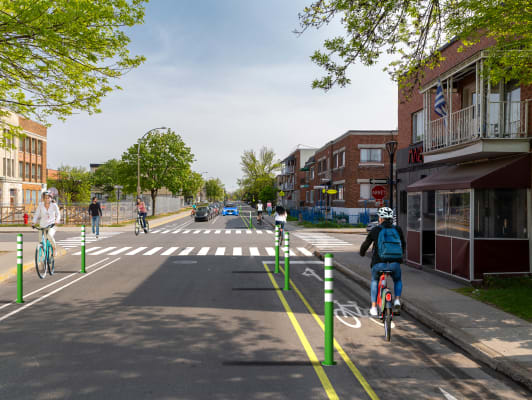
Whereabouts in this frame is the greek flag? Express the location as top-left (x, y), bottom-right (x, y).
top-left (434, 79), bottom-right (447, 118)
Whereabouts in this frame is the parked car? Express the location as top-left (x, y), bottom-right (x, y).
top-left (222, 203), bottom-right (239, 216)
top-left (194, 206), bottom-right (211, 222)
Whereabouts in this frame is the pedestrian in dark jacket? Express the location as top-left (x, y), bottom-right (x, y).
top-left (88, 197), bottom-right (103, 238)
top-left (360, 207), bottom-right (405, 317)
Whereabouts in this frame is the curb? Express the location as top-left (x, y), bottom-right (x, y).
top-left (0, 247), bottom-right (68, 284)
top-left (308, 245), bottom-right (532, 393)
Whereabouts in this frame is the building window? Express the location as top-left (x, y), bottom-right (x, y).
top-left (25, 163), bottom-right (30, 180)
top-left (336, 184), bottom-right (344, 200)
top-left (38, 141), bottom-right (42, 156)
top-left (19, 137), bottom-right (24, 150)
top-left (310, 167), bottom-right (315, 180)
top-left (25, 190), bottom-right (30, 204)
top-left (407, 193), bottom-right (421, 231)
top-left (360, 184), bottom-right (374, 200)
top-left (25, 137), bottom-right (30, 152)
top-left (31, 164), bottom-right (36, 180)
top-left (436, 190), bottom-right (470, 238)
top-left (475, 189), bottom-right (527, 238)
top-left (37, 165), bottom-right (42, 181)
top-left (360, 149), bottom-right (382, 163)
top-left (6, 158), bottom-right (11, 177)
top-left (412, 109), bottom-right (425, 143)
top-left (31, 139), bottom-right (36, 154)
top-left (334, 153), bottom-right (338, 168)
top-left (19, 161), bottom-right (23, 178)
top-left (339, 151), bottom-right (345, 167)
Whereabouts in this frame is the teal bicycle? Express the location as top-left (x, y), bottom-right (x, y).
top-left (33, 225), bottom-right (55, 279)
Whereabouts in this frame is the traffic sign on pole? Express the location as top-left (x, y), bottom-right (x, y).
top-left (371, 185), bottom-right (386, 200)
top-left (369, 178), bottom-right (388, 185)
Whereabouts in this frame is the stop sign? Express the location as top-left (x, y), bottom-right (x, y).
top-left (371, 185), bottom-right (386, 200)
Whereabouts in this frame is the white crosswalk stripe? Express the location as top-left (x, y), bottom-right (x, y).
top-left (215, 247), bottom-right (225, 255)
top-left (249, 247), bottom-right (260, 256)
top-left (294, 232), bottom-right (353, 251)
top-left (179, 247), bottom-right (194, 256)
top-left (161, 247), bottom-right (179, 256)
top-left (183, 230), bottom-right (191, 234)
top-left (246, 230), bottom-right (252, 234)
top-left (265, 247), bottom-right (275, 256)
top-left (204, 230), bottom-right (211, 234)
top-left (215, 230), bottom-right (221, 234)
top-left (90, 247), bottom-right (116, 255)
top-left (233, 247), bottom-right (242, 256)
top-left (109, 247), bottom-right (132, 255)
top-left (193, 230), bottom-right (201, 234)
top-left (236, 230), bottom-right (241, 234)
top-left (126, 247), bottom-right (147, 255)
top-left (57, 232), bottom-right (122, 249)
top-left (73, 247), bottom-right (100, 255)
top-left (198, 247), bottom-right (210, 256)
top-left (144, 247), bottom-right (162, 255)
top-left (297, 247), bottom-right (313, 256)
top-left (172, 230), bottom-right (181, 234)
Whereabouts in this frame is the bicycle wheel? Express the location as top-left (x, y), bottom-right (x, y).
top-left (35, 245), bottom-right (47, 279)
top-left (384, 307), bottom-right (392, 342)
top-left (144, 220), bottom-right (149, 233)
top-left (47, 245), bottom-right (55, 275)
top-left (135, 219), bottom-right (140, 236)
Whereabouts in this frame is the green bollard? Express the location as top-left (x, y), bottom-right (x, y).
top-left (16, 234), bottom-right (23, 304)
top-left (283, 232), bottom-right (290, 291)
top-left (322, 253), bottom-right (336, 365)
top-left (249, 211), bottom-right (252, 229)
top-left (274, 226), bottom-right (280, 274)
top-left (80, 225), bottom-right (86, 273)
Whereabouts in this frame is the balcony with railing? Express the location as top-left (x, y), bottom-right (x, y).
top-left (423, 99), bottom-right (530, 164)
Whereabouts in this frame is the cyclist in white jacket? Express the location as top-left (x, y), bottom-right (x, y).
top-left (32, 191), bottom-right (61, 256)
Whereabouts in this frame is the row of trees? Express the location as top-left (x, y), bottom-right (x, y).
top-left (237, 147), bottom-right (280, 204)
top-left (48, 129), bottom-right (210, 215)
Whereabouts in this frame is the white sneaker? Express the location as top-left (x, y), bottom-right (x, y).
top-left (394, 299), bottom-right (401, 314)
top-left (369, 307), bottom-right (378, 317)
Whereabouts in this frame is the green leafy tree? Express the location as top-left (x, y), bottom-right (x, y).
top-left (48, 165), bottom-right (92, 204)
top-left (0, 0), bottom-right (147, 141)
top-left (120, 129), bottom-right (194, 215)
top-left (205, 178), bottom-right (225, 202)
top-left (238, 147), bottom-right (281, 202)
top-left (182, 171), bottom-right (205, 203)
top-left (92, 159), bottom-right (125, 200)
top-left (297, 0), bottom-right (531, 92)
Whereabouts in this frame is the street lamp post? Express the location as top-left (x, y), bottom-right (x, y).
top-left (137, 127), bottom-right (167, 199)
top-left (385, 140), bottom-right (398, 210)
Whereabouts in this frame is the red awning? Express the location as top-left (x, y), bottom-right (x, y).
top-left (407, 155), bottom-right (530, 192)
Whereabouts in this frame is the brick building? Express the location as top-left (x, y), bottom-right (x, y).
top-left (277, 130), bottom-right (397, 221)
top-left (0, 112), bottom-right (47, 210)
top-left (396, 37), bottom-right (532, 281)
top-left (277, 146), bottom-right (316, 209)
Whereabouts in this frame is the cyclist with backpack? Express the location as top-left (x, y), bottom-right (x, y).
top-left (360, 207), bottom-right (405, 317)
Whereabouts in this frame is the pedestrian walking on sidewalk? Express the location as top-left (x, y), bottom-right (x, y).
top-left (360, 207), bottom-right (406, 317)
top-left (88, 197), bottom-right (103, 238)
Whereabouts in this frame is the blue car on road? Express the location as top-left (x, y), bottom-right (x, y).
top-left (222, 203), bottom-right (239, 216)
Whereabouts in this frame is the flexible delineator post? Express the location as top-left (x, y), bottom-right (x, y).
top-left (80, 225), bottom-right (86, 273)
top-left (274, 226), bottom-right (280, 274)
top-left (283, 232), bottom-right (290, 291)
top-left (323, 253), bottom-right (335, 365)
top-left (249, 211), bottom-right (252, 229)
top-left (16, 234), bottom-right (23, 303)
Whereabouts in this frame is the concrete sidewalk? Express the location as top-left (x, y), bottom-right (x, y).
top-left (257, 214), bottom-right (532, 391)
top-left (0, 210), bottom-right (190, 284)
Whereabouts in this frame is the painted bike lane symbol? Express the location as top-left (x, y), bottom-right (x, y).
top-left (334, 300), bottom-right (365, 329)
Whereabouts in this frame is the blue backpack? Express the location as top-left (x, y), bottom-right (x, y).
top-left (378, 227), bottom-right (403, 260)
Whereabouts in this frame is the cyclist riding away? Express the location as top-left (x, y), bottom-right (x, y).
top-left (32, 191), bottom-right (61, 257)
top-left (256, 200), bottom-right (264, 222)
top-left (136, 198), bottom-right (148, 233)
top-left (360, 207), bottom-right (405, 317)
top-left (274, 205), bottom-right (287, 230)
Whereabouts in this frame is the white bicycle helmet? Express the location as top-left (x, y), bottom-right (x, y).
top-left (377, 207), bottom-right (394, 219)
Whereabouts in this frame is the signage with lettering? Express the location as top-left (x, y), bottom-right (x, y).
top-left (371, 185), bottom-right (386, 200)
top-left (408, 145), bottom-right (424, 164)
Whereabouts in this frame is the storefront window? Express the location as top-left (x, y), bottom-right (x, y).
top-left (407, 193), bottom-right (421, 231)
top-left (436, 190), bottom-right (470, 238)
top-left (475, 189), bottom-right (527, 238)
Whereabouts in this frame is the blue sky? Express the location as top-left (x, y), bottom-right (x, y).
top-left (49, 0), bottom-right (397, 191)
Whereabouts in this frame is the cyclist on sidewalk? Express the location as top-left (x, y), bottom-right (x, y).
top-left (32, 191), bottom-right (61, 256)
top-left (136, 198), bottom-right (148, 233)
top-left (360, 207), bottom-right (405, 317)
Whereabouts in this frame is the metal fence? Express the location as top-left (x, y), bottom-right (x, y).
top-left (288, 207), bottom-right (375, 226)
top-left (0, 195), bottom-right (184, 225)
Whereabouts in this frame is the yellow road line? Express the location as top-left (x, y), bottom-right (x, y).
top-left (263, 262), bottom-right (339, 400)
top-left (279, 265), bottom-right (380, 400)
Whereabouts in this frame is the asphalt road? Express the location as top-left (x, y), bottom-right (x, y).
top-left (0, 203), bottom-right (528, 399)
